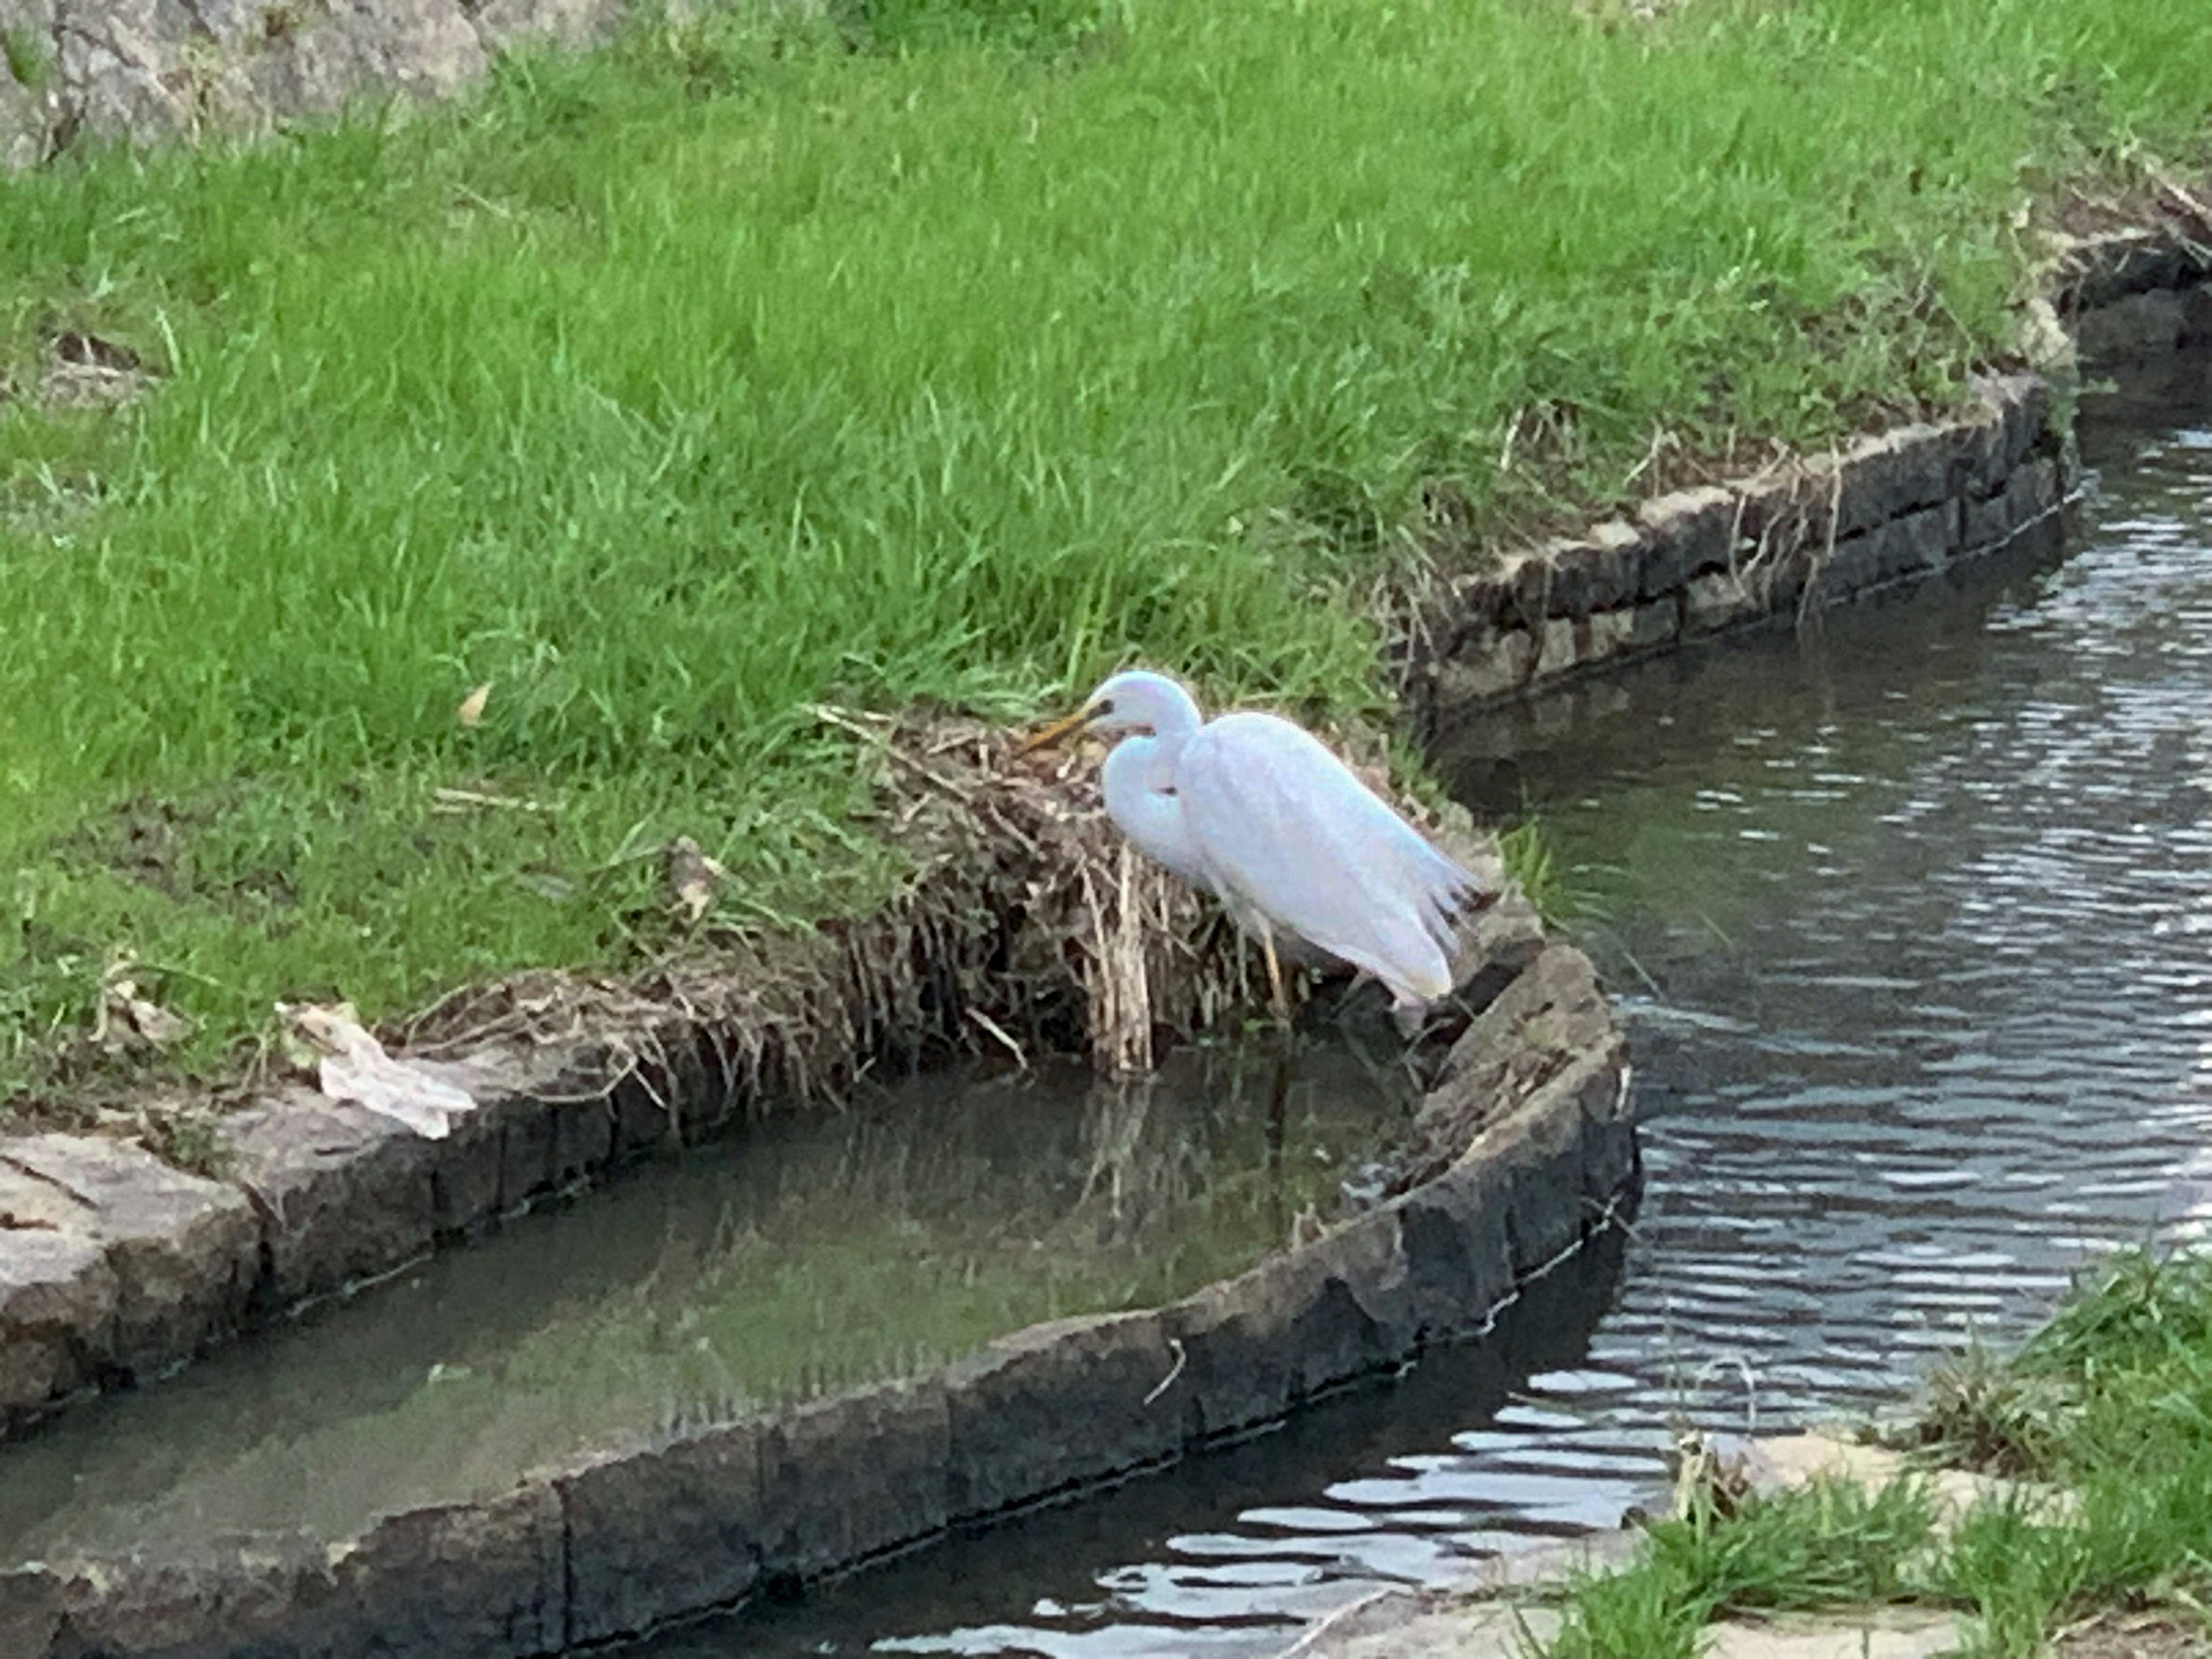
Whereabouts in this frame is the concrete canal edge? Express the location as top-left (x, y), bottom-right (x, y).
top-left (2, 922), bottom-right (1638, 1658)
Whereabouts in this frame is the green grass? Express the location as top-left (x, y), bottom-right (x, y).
top-left (1539, 1248), bottom-right (2212, 1657)
top-left (5, 0), bottom-right (2212, 1106)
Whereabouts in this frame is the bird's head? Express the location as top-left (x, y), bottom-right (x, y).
top-left (1016, 669), bottom-right (1196, 755)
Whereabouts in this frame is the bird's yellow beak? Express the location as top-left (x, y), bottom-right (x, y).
top-left (1013, 702), bottom-right (1100, 759)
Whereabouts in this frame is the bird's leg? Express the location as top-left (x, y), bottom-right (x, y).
top-left (1260, 925), bottom-right (1291, 1029)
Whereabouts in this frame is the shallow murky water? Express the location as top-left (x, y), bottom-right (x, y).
top-left (0, 1045), bottom-right (1413, 1559)
top-left (620, 355), bottom-right (2212, 1656)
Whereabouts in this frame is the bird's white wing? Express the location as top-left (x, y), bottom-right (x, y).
top-left (1176, 713), bottom-right (1482, 1002)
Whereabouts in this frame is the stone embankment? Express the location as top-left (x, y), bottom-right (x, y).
top-left (1396, 230), bottom-right (2212, 742)
top-left (2, 885), bottom-right (1640, 1658)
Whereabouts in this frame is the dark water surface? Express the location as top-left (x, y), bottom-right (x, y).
top-left (0, 1045), bottom-right (1412, 1559)
top-left (626, 358), bottom-right (2212, 1656)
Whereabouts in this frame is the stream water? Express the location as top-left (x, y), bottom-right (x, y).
top-left (4, 357), bottom-right (2207, 1656)
top-left (619, 358), bottom-right (2212, 1657)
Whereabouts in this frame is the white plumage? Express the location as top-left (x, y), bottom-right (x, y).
top-left (1024, 669), bottom-right (1485, 1013)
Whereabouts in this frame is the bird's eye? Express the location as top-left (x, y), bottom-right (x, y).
top-left (1095, 698), bottom-right (1116, 717)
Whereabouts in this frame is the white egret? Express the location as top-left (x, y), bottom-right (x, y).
top-left (1018, 669), bottom-right (1488, 1021)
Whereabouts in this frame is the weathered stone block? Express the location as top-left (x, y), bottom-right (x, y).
top-left (1869, 499), bottom-right (1960, 583)
top-left (1392, 1157), bottom-right (1518, 1336)
top-left (1161, 1209), bottom-right (1414, 1440)
top-left (1537, 614), bottom-right (1580, 677)
top-left (943, 1309), bottom-right (1183, 1520)
top-left (2183, 285), bottom-right (2212, 349)
top-left (1581, 607), bottom-right (1637, 665)
top-left (1434, 626), bottom-right (1536, 706)
top-left (2075, 287), bottom-right (2188, 367)
top-left (218, 1088), bottom-right (438, 1306)
top-left (558, 1422), bottom-right (766, 1645)
top-left (0, 1563), bottom-right (65, 1658)
top-left (1627, 594), bottom-right (1681, 653)
top-left (1482, 1046), bottom-right (1631, 1274)
top-left (327, 1483), bottom-right (563, 1659)
top-left (1445, 570), bottom-right (1512, 633)
top-left (1498, 548), bottom-right (1552, 628)
top-left (1820, 424), bottom-right (1966, 540)
top-left (2, 1134), bottom-right (257, 1378)
top-left (48, 1532), bottom-right (335, 1659)
top-left (607, 1067), bottom-right (680, 1163)
top-left (2065, 232), bottom-right (2199, 312)
top-left (1978, 373), bottom-right (2054, 471)
top-left (1, 1216), bottom-right (119, 1427)
top-left (1635, 487), bottom-right (1733, 597)
top-left (1682, 572), bottom-right (1760, 638)
top-left (1540, 528), bottom-right (1638, 618)
top-left (1452, 892), bottom-right (1545, 1018)
top-left (1963, 456), bottom-right (2063, 552)
top-left (544, 1092), bottom-right (618, 1188)
top-left (756, 1377), bottom-right (951, 1582)
top-left (1811, 497), bottom-right (1953, 603)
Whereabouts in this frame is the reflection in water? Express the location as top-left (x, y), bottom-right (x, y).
top-left (631, 359), bottom-right (2212, 1656)
top-left (0, 1042), bottom-right (1408, 1560)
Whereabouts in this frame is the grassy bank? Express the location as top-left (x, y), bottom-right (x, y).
top-left (1543, 1248), bottom-right (2212, 1657)
top-left (5, 0), bottom-right (2211, 1109)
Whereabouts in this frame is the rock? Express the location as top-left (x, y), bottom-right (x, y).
top-left (1704, 1609), bottom-right (1960, 1658)
top-left (1628, 593), bottom-right (1682, 652)
top-left (1813, 499), bottom-right (1957, 602)
top-left (1636, 486), bottom-right (1736, 597)
top-left (1539, 527), bottom-right (1641, 618)
top-left (45, 1532), bottom-right (335, 1658)
top-left (324, 1483), bottom-right (564, 1659)
top-left (468, 0), bottom-right (619, 55)
top-left (1, 1133), bottom-right (257, 1377)
top-left (0, 1226), bottom-right (115, 1420)
top-left (2075, 287), bottom-right (2190, 368)
top-left (1161, 1206), bottom-right (1415, 1438)
top-left (1397, 944), bottom-right (1615, 1194)
top-left (755, 1376), bottom-right (952, 1582)
top-left (0, 1564), bottom-right (66, 1657)
top-left (1724, 1429), bottom-right (2065, 1525)
top-left (217, 1086), bottom-right (440, 1305)
top-left (556, 1423), bottom-right (767, 1645)
top-left (1816, 424), bottom-right (1969, 541)
top-left (0, 0), bottom-right (58, 169)
top-left (943, 1309), bottom-right (1184, 1520)
top-left (1435, 624), bottom-right (1537, 706)
top-left (1684, 569), bottom-right (1763, 637)
top-left (1963, 455), bottom-right (2063, 551)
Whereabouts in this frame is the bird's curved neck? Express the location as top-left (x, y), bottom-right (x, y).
top-left (1101, 730), bottom-right (1203, 883)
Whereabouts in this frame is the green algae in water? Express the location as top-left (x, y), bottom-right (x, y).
top-left (0, 1040), bottom-right (1411, 1559)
